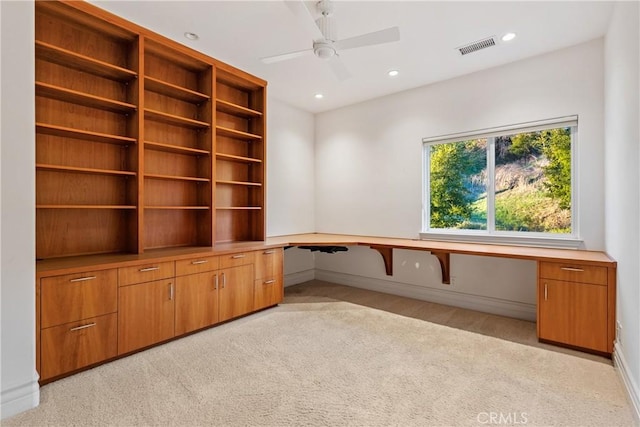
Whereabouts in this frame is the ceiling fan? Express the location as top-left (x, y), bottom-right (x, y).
top-left (261, 0), bottom-right (400, 80)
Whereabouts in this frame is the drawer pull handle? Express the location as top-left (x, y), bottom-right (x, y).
top-left (69, 276), bottom-right (96, 283)
top-left (263, 250), bottom-right (275, 255)
top-left (169, 283), bottom-right (174, 300)
top-left (231, 254), bottom-right (246, 259)
top-left (222, 273), bottom-right (226, 288)
top-left (544, 283), bottom-right (548, 301)
top-left (191, 260), bottom-right (208, 265)
top-left (139, 266), bottom-right (160, 272)
top-left (264, 279), bottom-right (276, 285)
top-left (214, 274), bottom-right (218, 290)
top-left (70, 323), bottom-right (96, 332)
top-left (560, 267), bottom-right (584, 272)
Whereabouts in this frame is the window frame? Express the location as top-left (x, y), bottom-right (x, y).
top-left (421, 116), bottom-right (581, 249)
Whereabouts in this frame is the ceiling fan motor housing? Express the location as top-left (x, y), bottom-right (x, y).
top-left (313, 41), bottom-right (336, 59)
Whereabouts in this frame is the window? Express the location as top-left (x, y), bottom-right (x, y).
top-left (422, 117), bottom-right (578, 246)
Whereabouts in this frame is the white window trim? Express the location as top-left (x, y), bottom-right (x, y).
top-left (421, 116), bottom-right (581, 250)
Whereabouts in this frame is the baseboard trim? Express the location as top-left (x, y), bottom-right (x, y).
top-left (314, 269), bottom-right (536, 321)
top-left (613, 342), bottom-right (640, 425)
top-left (284, 269), bottom-right (315, 287)
top-left (1, 375), bottom-right (40, 420)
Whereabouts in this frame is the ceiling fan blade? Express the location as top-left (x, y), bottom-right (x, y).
top-left (261, 48), bottom-right (314, 64)
top-left (327, 56), bottom-right (351, 81)
top-left (334, 27), bottom-right (400, 51)
top-left (284, 0), bottom-right (324, 41)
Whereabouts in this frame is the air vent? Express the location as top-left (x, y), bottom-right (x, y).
top-left (457, 37), bottom-right (496, 55)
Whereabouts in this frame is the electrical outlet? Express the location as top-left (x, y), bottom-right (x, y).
top-left (616, 321), bottom-right (622, 345)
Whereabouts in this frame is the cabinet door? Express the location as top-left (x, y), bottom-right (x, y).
top-left (254, 248), bottom-right (283, 280)
top-left (175, 271), bottom-right (219, 335)
top-left (254, 277), bottom-right (283, 311)
top-left (118, 279), bottom-right (175, 355)
top-left (219, 264), bottom-right (254, 322)
top-left (538, 279), bottom-right (608, 352)
top-left (41, 269), bottom-right (117, 328)
top-left (41, 313), bottom-right (117, 380)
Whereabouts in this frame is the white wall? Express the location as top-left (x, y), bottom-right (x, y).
top-left (604, 1), bottom-right (640, 419)
top-left (266, 98), bottom-right (316, 283)
top-left (313, 40), bottom-right (605, 318)
top-left (266, 98), bottom-right (315, 237)
top-left (0, 0), bottom-right (39, 419)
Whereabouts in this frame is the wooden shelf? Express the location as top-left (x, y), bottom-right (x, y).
top-left (145, 76), bottom-right (210, 103)
top-left (145, 206), bottom-right (210, 210)
top-left (145, 38), bottom-right (210, 72)
top-left (145, 173), bottom-right (210, 182)
top-left (216, 126), bottom-right (262, 141)
top-left (36, 40), bottom-right (137, 81)
top-left (216, 153), bottom-right (262, 164)
top-left (36, 81), bottom-right (137, 114)
top-left (36, 163), bottom-right (136, 177)
top-left (216, 99), bottom-right (262, 118)
top-left (216, 180), bottom-right (262, 187)
top-left (37, 205), bottom-right (136, 209)
top-left (216, 207), bottom-right (262, 210)
top-left (145, 141), bottom-right (209, 156)
top-left (36, 123), bottom-right (135, 146)
top-left (145, 108), bottom-right (210, 129)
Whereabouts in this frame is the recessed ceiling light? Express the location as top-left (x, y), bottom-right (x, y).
top-left (501, 32), bottom-right (516, 42)
top-left (314, 93), bottom-right (324, 99)
top-left (184, 32), bottom-right (199, 41)
top-left (388, 70), bottom-right (399, 77)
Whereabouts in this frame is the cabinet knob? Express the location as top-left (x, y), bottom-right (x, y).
top-left (169, 282), bottom-right (174, 300)
top-left (263, 250), bottom-right (275, 255)
top-left (263, 279), bottom-right (276, 285)
top-left (222, 273), bottom-right (226, 288)
top-left (544, 283), bottom-right (548, 301)
top-left (191, 260), bottom-right (208, 265)
top-left (231, 254), bottom-right (246, 259)
top-left (214, 274), bottom-right (218, 290)
top-left (139, 266), bottom-right (160, 272)
top-left (560, 267), bottom-right (584, 272)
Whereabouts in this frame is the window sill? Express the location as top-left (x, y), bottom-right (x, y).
top-left (419, 232), bottom-right (584, 250)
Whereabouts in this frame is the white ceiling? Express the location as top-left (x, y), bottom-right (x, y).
top-left (91, 1), bottom-right (614, 113)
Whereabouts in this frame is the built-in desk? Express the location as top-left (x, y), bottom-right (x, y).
top-left (267, 233), bottom-right (616, 356)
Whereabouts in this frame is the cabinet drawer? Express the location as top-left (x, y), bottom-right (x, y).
top-left (255, 248), bottom-right (283, 280)
top-left (176, 256), bottom-right (219, 277)
top-left (539, 262), bottom-right (607, 285)
top-left (119, 261), bottom-right (174, 286)
top-left (219, 251), bottom-right (255, 269)
top-left (40, 313), bottom-right (117, 380)
top-left (253, 277), bottom-right (283, 311)
top-left (41, 269), bottom-right (117, 328)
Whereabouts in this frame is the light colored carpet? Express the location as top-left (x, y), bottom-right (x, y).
top-left (5, 301), bottom-right (634, 426)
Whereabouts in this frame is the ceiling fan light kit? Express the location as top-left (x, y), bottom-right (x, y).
top-left (261, 0), bottom-right (400, 80)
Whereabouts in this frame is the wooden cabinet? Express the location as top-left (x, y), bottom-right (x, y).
top-left (39, 268), bottom-right (118, 381)
top-left (175, 267), bottom-right (220, 335)
top-left (118, 278), bottom-right (175, 354)
top-left (41, 313), bottom-right (117, 380)
top-left (538, 262), bottom-right (613, 353)
top-left (35, 2), bottom-right (140, 258)
top-left (35, 1), bottom-right (274, 381)
top-left (215, 73), bottom-right (265, 244)
top-left (35, 1), bottom-right (267, 260)
top-left (219, 264), bottom-right (255, 322)
top-left (142, 39), bottom-right (214, 250)
top-left (254, 248), bottom-right (284, 311)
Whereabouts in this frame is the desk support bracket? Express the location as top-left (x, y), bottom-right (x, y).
top-left (432, 251), bottom-right (451, 284)
top-left (369, 246), bottom-right (393, 276)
